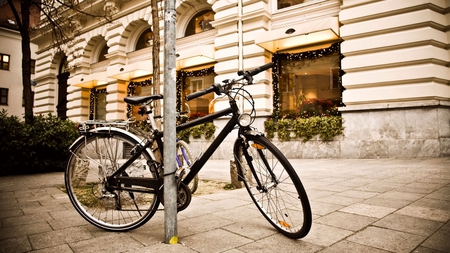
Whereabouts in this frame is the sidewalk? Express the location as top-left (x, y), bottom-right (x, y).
top-left (0, 158), bottom-right (449, 252)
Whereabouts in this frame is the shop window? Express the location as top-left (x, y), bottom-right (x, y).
top-left (0, 88), bottom-right (8, 105)
top-left (97, 44), bottom-right (109, 62)
top-left (177, 66), bottom-right (215, 118)
top-left (135, 28), bottom-right (153, 51)
top-left (273, 44), bottom-right (342, 118)
top-left (278, 0), bottom-right (304, 9)
top-left (89, 88), bottom-right (107, 120)
top-left (184, 10), bottom-right (215, 37)
top-left (1, 54), bottom-right (10, 70)
top-left (126, 79), bottom-right (153, 120)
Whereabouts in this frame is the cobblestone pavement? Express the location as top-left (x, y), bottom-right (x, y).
top-left (0, 158), bottom-right (449, 252)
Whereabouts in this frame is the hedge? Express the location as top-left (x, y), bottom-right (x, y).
top-left (0, 110), bottom-right (79, 175)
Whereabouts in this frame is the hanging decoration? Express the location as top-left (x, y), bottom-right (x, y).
top-left (89, 88), bottom-right (107, 120)
top-left (271, 42), bottom-right (343, 120)
top-left (176, 66), bottom-right (215, 111)
top-left (126, 78), bottom-right (152, 118)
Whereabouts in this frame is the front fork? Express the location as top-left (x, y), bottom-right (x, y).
top-left (233, 129), bottom-right (278, 193)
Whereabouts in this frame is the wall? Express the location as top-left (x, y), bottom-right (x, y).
top-left (0, 28), bottom-right (37, 118)
top-left (339, 0), bottom-right (450, 157)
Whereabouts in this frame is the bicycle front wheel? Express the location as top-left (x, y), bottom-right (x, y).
top-left (65, 130), bottom-right (160, 231)
top-left (234, 135), bottom-right (312, 238)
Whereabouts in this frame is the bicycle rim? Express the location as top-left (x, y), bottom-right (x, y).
top-left (65, 131), bottom-right (160, 231)
top-left (235, 135), bottom-right (312, 238)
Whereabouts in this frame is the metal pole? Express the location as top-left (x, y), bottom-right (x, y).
top-left (163, 0), bottom-right (178, 245)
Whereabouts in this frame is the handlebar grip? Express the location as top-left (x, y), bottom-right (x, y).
top-left (246, 62), bottom-right (274, 76)
top-left (185, 85), bottom-right (216, 101)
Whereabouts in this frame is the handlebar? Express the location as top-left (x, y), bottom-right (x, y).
top-left (185, 62), bottom-right (274, 101)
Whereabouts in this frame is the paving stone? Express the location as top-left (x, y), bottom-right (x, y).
top-left (29, 226), bottom-right (93, 250)
top-left (177, 212), bottom-right (235, 237)
top-left (237, 233), bottom-right (322, 253)
top-left (355, 181), bottom-right (405, 193)
top-left (347, 226), bottom-right (425, 252)
top-left (335, 190), bottom-right (379, 199)
top-left (421, 221), bottom-right (450, 252)
top-left (123, 242), bottom-right (197, 253)
top-left (315, 194), bottom-right (362, 206)
top-left (375, 190), bottom-right (425, 201)
top-left (301, 223), bottom-right (353, 247)
top-left (400, 182), bottom-right (448, 194)
top-left (2, 212), bottom-right (53, 227)
top-left (425, 186), bottom-right (450, 201)
top-left (69, 233), bottom-right (144, 253)
top-left (30, 243), bottom-right (73, 253)
top-left (0, 209), bottom-right (23, 219)
top-left (315, 211), bottom-right (377, 232)
top-left (374, 213), bottom-right (443, 236)
top-left (340, 203), bottom-right (396, 218)
top-left (221, 216), bottom-right (277, 240)
top-left (182, 228), bottom-right (253, 253)
top-left (0, 236), bottom-right (32, 253)
top-left (363, 196), bottom-right (413, 209)
top-left (0, 222), bottom-right (53, 240)
top-left (396, 206), bottom-right (450, 223)
top-left (310, 201), bottom-right (345, 216)
top-left (319, 240), bottom-right (390, 253)
top-left (304, 189), bottom-right (337, 199)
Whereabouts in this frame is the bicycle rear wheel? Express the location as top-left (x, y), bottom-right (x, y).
top-left (234, 135), bottom-right (312, 238)
top-left (176, 140), bottom-right (199, 193)
top-left (65, 130), bottom-right (160, 231)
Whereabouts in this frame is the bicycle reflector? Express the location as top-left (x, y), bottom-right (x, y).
top-left (238, 113), bottom-right (252, 127)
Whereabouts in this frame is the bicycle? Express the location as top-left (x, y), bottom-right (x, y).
top-left (64, 62), bottom-right (312, 239)
top-left (138, 105), bottom-right (199, 194)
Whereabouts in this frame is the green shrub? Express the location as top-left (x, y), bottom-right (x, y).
top-left (0, 110), bottom-right (79, 175)
top-left (264, 115), bottom-right (343, 142)
top-left (176, 122), bottom-right (216, 143)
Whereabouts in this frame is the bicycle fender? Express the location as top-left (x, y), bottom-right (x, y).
top-left (69, 127), bottom-right (158, 161)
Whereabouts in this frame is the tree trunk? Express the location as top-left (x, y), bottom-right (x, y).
top-left (7, 0), bottom-right (34, 124)
top-left (151, 0), bottom-right (161, 126)
top-left (21, 0), bottom-right (33, 124)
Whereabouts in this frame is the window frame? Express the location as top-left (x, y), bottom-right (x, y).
top-left (0, 88), bottom-right (8, 105)
top-left (0, 53), bottom-right (10, 71)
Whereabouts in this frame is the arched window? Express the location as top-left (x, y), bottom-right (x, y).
top-left (135, 28), bottom-right (153, 51)
top-left (97, 44), bottom-right (109, 62)
top-left (185, 10), bottom-right (214, 37)
top-left (278, 0), bottom-right (305, 9)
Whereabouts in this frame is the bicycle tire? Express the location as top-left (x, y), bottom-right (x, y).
top-left (234, 135), bottom-right (312, 238)
top-left (65, 129), bottom-right (160, 231)
top-left (176, 140), bottom-right (199, 193)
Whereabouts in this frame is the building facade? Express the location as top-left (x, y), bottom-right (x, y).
top-left (0, 1), bottom-right (38, 118)
top-left (31, 0), bottom-right (450, 158)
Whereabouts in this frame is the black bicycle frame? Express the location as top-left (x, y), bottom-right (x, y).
top-left (107, 98), bottom-right (241, 192)
top-left (178, 100), bottom-right (239, 185)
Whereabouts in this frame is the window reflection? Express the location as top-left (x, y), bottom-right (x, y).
top-left (98, 44), bottom-right (109, 62)
top-left (278, 51), bottom-right (341, 117)
top-left (185, 76), bottom-right (214, 117)
top-left (136, 28), bottom-right (153, 51)
top-left (185, 10), bottom-right (215, 37)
